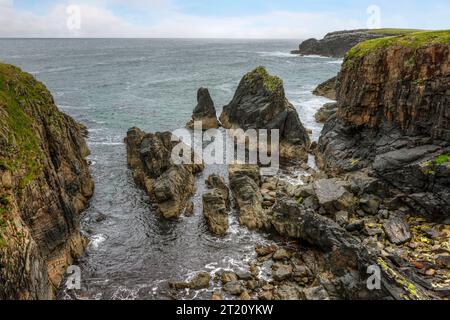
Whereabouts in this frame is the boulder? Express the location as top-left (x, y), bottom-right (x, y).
top-left (314, 102), bottom-right (337, 123)
top-left (313, 78), bottom-right (337, 100)
top-left (169, 272), bottom-right (211, 290)
top-left (303, 286), bottom-right (330, 300)
top-left (313, 179), bottom-right (356, 213)
top-left (125, 128), bottom-right (204, 219)
top-left (220, 67), bottom-right (310, 161)
top-left (223, 281), bottom-right (245, 295)
top-left (272, 264), bottom-right (293, 281)
top-left (383, 214), bottom-right (412, 245)
top-left (186, 87), bottom-right (219, 130)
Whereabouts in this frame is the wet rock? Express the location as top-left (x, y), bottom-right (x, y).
top-left (240, 291), bottom-right (252, 300)
top-left (313, 179), bottom-right (356, 213)
top-left (219, 67), bottom-right (310, 161)
top-left (203, 176), bottom-right (230, 236)
top-left (383, 214), bottom-right (412, 245)
top-left (169, 272), bottom-right (211, 290)
top-left (229, 165), bottom-right (269, 230)
top-left (256, 245), bottom-right (278, 257)
top-left (236, 270), bottom-right (253, 281)
top-left (258, 290), bottom-right (273, 301)
top-left (246, 280), bottom-right (259, 290)
top-left (212, 291), bottom-right (223, 300)
top-left (223, 281), bottom-right (245, 295)
top-left (272, 248), bottom-right (291, 261)
top-left (221, 272), bottom-right (238, 284)
top-left (315, 102), bottom-right (337, 123)
top-left (303, 286), bottom-right (330, 300)
top-left (186, 88), bottom-right (219, 130)
top-left (313, 78), bottom-right (337, 100)
top-left (272, 264), bottom-right (293, 281)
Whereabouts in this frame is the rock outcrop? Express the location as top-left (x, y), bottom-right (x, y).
top-left (313, 77), bottom-right (337, 100)
top-left (186, 88), bottom-right (220, 130)
top-left (293, 29), bottom-right (418, 58)
top-left (318, 31), bottom-right (450, 216)
top-left (0, 64), bottom-right (94, 299)
top-left (220, 67), bottom-right (310, 161)
top-left (203, 174), bottom-right (230, 236)
top-left (314, 103), bottom-right (337, 123)
top-left (228, 165), bottom-right (270, 230)
top-left (125, 128), bottom-right (203, 219)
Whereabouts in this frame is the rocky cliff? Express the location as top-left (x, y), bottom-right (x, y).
top-left (220, 67), bottom-right (310, 161)
top-left (0, 64), bottom-right (94, 299)
top-left (318, 31), bottom-right (450, 216)
top-left (293, 29), bottom-right (421, 58)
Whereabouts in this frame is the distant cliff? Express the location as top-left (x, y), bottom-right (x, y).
top-left (0, 64), bottom-right (94, 299)
top-left (292, 29), bottom-right (422, 58)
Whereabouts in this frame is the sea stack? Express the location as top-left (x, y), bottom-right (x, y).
top-left (125, 128), bottom-right (204, 219)
top-left (0, 63), bottom-right (94, 299)
top-left (187, 87), bottom-right (220, 130)
top-left (220, 66), bottom-right (310, 161)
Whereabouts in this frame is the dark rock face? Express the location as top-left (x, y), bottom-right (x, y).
top-left (318, 43), bottom-right (450, 216)
top-left (383, 214), bottom-right (412, 245)
top-left (228, 165), bottom-right (270, 230)
top-left (313, 77), bottom-right (337, 100)
top-left (295, 29), bottom-right (398, 58)
top-left (125, 128), bottom-right (203, 219)
top-left (203, 174), bottom-right (230, 236)
top-left (270, 198), bottom-right (437, 300)
top-left (0, 64), bottom-right (94, 299)
top-left (186, 88), bottom-right (219, 130)
top-left (220, 67), bottom-right (310, 161)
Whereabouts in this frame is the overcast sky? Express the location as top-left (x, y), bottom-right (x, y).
top-left (1, 0), bottom-right (449, 38)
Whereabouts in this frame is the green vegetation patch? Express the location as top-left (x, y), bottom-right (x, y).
top-left (368, 28), bottom-right (425, 36)
top-left (345, 30), bottom-right (450, 66)
top-left (0, 63), bottom-right (45, 189)
top-left (245, 66), bottom-right (284, 93)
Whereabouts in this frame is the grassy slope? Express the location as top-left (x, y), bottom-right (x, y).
top-left (345, 30), bottom-right (450, 64)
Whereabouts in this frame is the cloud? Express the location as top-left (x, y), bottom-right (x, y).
top-left (0, 1), bottom-right (364, 38)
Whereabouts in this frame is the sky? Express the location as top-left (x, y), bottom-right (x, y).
top-left (0, 0), bottom-right (449, 38)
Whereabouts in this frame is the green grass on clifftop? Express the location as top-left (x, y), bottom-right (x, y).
top-left (368, 28), bottom-right (424, 36)
top-left (244, 66), bottom-right (284, 93)
top-left (0, 63), bottom-right (45, 189)
top-left (345, 30), bottom-right (450, 65)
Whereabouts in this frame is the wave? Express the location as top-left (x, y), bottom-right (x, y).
top-left (257, 51), bottom-right (297, 58)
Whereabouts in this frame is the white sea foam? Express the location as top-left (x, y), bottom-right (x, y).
top-left (257, 51), bottom-right (297, 58)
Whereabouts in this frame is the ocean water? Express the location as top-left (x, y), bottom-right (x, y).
top-left (0, 39), bottom-right (340, 300)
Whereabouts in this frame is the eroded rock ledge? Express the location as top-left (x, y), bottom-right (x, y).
top-left (0, 64), bottom-right (94, 299)
top-left (125, 128), bottom-right (203, 219)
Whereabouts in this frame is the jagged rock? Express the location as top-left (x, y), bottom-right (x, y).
top-left (169, 272), bottom-right (211, 290)
top-left (228, 165), bottom-right (269, 230)
top-left (313, 78), bottom-right (337, 100)
top-left (270, 198), bottom-right (437, 299)
top-left (125, 129), bottom-right (203, 219)
top-left (240, 291), bottom-right (252, 300)
top-left (220, 67), bottom-right (310, 161)
top-left (0, 64), bottom-right (94, 300)
top-left (313, 179), bottom-right (356, 213)
top-left (203, 174), bottom-right (230, 236)
top-left (212, 291), bottom-right (223, 300)
top-left (258, 290), bottom-right (273, 301)
top-left (383, 214), bottom-right (412, 245)
top-left (294, 29), bottom-right (411, 58)
top-left (346, 220), bottom-right (365, 232)
top-left (186, 88), bottom-right (219, 130)
top-left (314, 102), bottom-right (338, 123)
top-left (359, 195), bottom-right (380, 215)
top-left (255, 244), bottom-right (278, 257)
top-left (274, 284), bottom-right (302, 300)
top-left (335, 211), bottom-right (349, 226)
top-left (221, 272), bottom-right (238, 284)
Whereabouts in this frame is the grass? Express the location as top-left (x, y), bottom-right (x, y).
top-left (0, 63), bottom-right (47, 190)
top-left (368, 28), bottom-right (425, 35)
top-left (344, 30), bottom-right (450, 66)
top-left (244, 66), bottom-right (284, 94)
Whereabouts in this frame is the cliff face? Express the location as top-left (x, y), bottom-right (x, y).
top-left (0, 64), bottom-right (94, 299)
top-left (294, 29), bottom-right (421, 58)
top-left (318, 32), bottom-right (450, 216)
